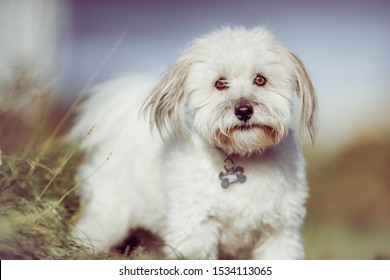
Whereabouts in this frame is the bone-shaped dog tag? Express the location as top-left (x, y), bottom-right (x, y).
top-left (218, 157), bottom-right (246, 188)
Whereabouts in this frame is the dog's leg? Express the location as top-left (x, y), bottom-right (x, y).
top-left (162, 211), bottom-right (219, 260)
top-left (251, 227), bottom-right (305, 260)
top-left (71, 191), bottom-right (136, 253)
top-left (72, 172), bottom-right (142, 253)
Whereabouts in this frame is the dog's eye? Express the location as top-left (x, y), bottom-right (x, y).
top-left (214, 78), bottom-right (229, 90)
top-left (254, 75), bottom-right (267, 87)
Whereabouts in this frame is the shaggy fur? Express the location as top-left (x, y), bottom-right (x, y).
top-left (70, 26), bottom-right (317, 259)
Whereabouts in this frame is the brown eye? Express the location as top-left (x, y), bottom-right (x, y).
top-left (254, 75), bottom-right (267, 87)
top-left (214, 78), bottom-right (229, 90)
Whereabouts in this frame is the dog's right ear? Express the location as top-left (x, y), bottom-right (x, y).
top-left (142, 56), bottom-right (193, 141)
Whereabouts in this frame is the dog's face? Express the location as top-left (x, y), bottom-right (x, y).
top-left (144, 27), bottom-right (317, 155)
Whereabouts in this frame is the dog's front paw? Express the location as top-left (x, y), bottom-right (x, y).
top-left (252, 229), bottom-right (305, 260)
top-left (163, 242), bottom-right (218, 260)
top-left (163, 222), bottom-right (219, 260)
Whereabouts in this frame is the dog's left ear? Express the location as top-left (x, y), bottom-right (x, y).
top-left (143, 56), bottom-right (193, 140)
top-left (282, 49), bottom-right (318, 144)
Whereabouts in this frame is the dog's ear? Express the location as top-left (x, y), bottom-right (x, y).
top-left (283, 49), bottom-right (318, 144)
top-left (142, 56), bottom-right (193, 140)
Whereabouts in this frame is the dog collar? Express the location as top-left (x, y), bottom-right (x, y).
top-left (218, 154), bottom-right (247, 189)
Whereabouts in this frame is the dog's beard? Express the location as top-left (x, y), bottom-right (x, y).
top-left (213, 122), bottom-right (284, 155)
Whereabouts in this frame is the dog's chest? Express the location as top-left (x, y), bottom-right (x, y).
top-left (163, 137), bottom-right (305, 256)
top-left (206, 172), bottom-right (280, 253)
top-left (165, 145), bottom-right (288, 243)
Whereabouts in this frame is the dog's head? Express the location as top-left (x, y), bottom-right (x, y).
top-left (144, 26), bottom-right (317, 155)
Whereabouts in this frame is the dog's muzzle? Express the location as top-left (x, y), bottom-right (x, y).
top-left (234, 99), bottom-right (253, 121)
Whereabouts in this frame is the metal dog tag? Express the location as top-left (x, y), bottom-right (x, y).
top-left (218, 156), bottom-right (246, 188)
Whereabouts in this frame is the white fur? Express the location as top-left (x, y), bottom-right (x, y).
top-left (70, 26), bottom-right (317, 259)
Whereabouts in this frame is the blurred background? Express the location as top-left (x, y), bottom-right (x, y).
top-left (0, 0), bottom-right (389, 259)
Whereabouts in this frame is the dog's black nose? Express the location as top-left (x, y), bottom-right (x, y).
top-left (234, 100), bottom-right (253, 121)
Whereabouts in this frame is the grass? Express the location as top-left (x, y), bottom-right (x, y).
top-left (304, 222), bottom-right (390, 260)
top-left (0, 140), bottom-right (83, 259)
top-left (304, 132), bottom-right (390, 260)
top-left (0, 69), bottom-right (153, 259)
top-left (0, 137), bottom-right (162, 260)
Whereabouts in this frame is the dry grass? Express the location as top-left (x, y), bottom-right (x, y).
top-left (0, 144), bottom-right (83, 259)
top-left (0, 70), bottom-right (156, 259)
top-left (0, 139), bottom-right (161, 260)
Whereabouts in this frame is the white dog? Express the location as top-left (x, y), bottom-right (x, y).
top-left (70, 26), bottom-right (317, 259)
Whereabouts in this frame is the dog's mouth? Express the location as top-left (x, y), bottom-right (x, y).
top-left (214, 123), bottom-right (281, 155)
top-left (234, 123), bottom-right (257, 131)
top-left (231, 123), bottom-right (280, 143)
top-left (233, 123), bottom-right (273, 133)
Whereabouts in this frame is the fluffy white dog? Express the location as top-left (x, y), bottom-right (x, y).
top-left (70, 26), bottom-right (317, 259)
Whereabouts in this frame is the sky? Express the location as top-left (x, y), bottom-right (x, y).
top-left (2, 0), bottom-right (389, 151)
